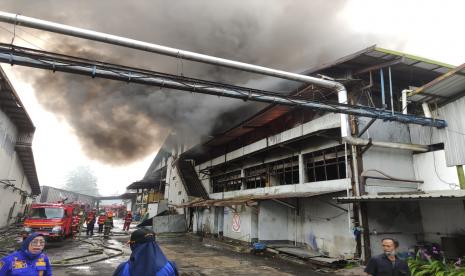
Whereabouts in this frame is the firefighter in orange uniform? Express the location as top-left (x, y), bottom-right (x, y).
top-left (123, 211), bottom-right (133, 232)
top-left (97, 212), bottom-right (106, 233)
top-left (86, 210), bottom-right (96, 236)
top-left (71, 211), bottom-right (84, 239)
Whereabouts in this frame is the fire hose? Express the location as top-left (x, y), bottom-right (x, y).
top-left (51, 238), bottom-right (125, 267)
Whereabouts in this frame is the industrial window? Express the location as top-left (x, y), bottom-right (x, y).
top-left (304, 146), bottom-right (348, 182)
top-left (244, 164), bottom-right (267, 189)
top-left (211, 170), bottom-right (242, 193)
top-left (244, 156), bottom-right (299, 189)
top-left (269, 156), bottom-right (299, 186)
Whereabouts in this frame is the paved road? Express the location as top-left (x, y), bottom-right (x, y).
top-left (46, 219), bottom-right (322, 276)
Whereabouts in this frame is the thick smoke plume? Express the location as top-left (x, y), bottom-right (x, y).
top-left (0, 0), bottom-right (386, 164)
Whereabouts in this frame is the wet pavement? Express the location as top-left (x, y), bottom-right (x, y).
top-left (43, 219), bottom-right (323, 276)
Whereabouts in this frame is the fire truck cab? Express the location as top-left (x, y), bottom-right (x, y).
top-left (23, 202), bottom-right (76, 239)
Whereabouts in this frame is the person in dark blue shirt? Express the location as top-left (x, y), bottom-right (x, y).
top-left (113, 228), bottom-right (178, 276)
top-left (0, 232), bottom-right (52, 276)
top-left (365, 238), bottom-right (410, 276)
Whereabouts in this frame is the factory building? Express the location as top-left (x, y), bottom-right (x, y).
top-left (141, 46), bottom-right (465, 261)
top-left (0, 67), bottom-right (40, 228)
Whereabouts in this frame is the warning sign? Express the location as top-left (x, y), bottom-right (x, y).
top-left (232, 213), bottom-right (241, 232)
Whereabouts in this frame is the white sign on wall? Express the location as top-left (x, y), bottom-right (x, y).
top-left (232, 213), bottom-right (241, 232)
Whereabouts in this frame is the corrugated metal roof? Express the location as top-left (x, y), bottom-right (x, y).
top-left (409, 62), bottom-right (465, 104)
top-left (336, 190), bottom-right (465, 203)
top-left (307, 46), bottom-right (454, 82)
top-left (409, 95), bottom-right (465, 166)
top-left (0, 67), bottom-right (35, 132)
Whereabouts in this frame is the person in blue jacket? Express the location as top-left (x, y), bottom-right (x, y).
top-left (113, 228), bottom-right (178, 276)
top-left (0, 232), bottom-right (52, 276)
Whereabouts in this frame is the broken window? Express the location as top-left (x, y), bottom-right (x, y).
top-left (269, 156), bottom-right (299, 186)
top-left (211, 170), bottom-right (242, 193)
top-left (244, 156), bottom-right (299, 189)
top-left (244, 164), bottom-right (267, 189)
top-left (304, 146), bottom-right (348, 182)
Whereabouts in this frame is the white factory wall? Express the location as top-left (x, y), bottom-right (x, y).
top-left (413, 150), bottom-right (460, 191)
top-left (0, 110), bottom-right (32, 228)
top-left (164, 156), bottom-right (188, 214)
top-left (360, 119), bottom-right (418, 194)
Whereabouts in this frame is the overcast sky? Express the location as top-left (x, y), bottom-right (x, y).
top-left (0, 0), bottom-right (464, 196)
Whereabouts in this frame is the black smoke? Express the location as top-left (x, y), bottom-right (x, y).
top-left (0, 0), bottom-right (388, 164)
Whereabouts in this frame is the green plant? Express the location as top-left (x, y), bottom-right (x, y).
top-left (408, 255), bottom-right (465, 276)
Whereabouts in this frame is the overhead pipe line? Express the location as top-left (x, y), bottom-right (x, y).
top-left (0, 11), bottom-right (344, 90)
top-left (0, 44), bottom-right (446, 128)
top-left (0, 11), bottom-right (447, 131)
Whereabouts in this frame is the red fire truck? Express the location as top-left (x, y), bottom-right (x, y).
top-left (22, 202), bottom-right (82, 240)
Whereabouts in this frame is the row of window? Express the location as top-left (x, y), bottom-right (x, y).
top-left (210, 146), bottom-right (348, 193)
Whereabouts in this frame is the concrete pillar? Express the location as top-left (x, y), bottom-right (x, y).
top-left (298, 153), bottom-right (305, 185)
top-left (241, 168), bottom-right (246, 190)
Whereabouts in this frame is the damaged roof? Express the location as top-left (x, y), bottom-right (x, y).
top-left (409, 62), bottom-right (465, 105)
top-left (309, 45), bottom-right (453, 79)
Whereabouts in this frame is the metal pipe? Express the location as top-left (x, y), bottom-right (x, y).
top-left (401, 89), bottom-right (409, 115)
top-left (360, 169), bottom-right (424, 191)
top-left (364, 176), bottom-right (423, 183)
top-left (357, 118), bottom-right (376, 138)
top-left (380, 69), bottom-right (386, 109)
top-left (388, 67), bottom-right (394, 115)
top-left (350, 144), bottom-right (365, 260)
top-left (343, 136), bottom-right (429, 152)
top-left (0, 11), bottom-right (342, 90)
top-left (0, 46), bottom-right (446, 128)
top-left (361, 169), bottom-right (423, 184)
top-left (422, 102), bottom-right (432, 118)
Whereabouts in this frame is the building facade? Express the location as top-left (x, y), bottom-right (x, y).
top-left (143, 46), bottom-right (465, 261)
top-left (0, 67), bottom-right (40, 228)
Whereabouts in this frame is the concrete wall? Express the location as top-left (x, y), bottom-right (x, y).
top-left (193, 207), bottom-right (215, 234)
top-left (413, 150), bottom-right (460, 191)
top-left (363, 147), bottom-right (418, 194)
top-left (258, 200), bottom-right (291, 241)
top-left (366, 201), bottom-right (423, 255)
top-left (419, 200), bottom-right (465, 244)
top-left (153, 214), bottom-right (187, 233)
top-left (360, 118), bottom-right (418, 193)
top-left (197, 114), bottom-right (340, 171)
top-left (164, 156), bottom-right (189, 213)
top-left (299, 195), bottom-right (355, 258)
top-left (0, 110), bottom-right (32, 228)
top-left (209, 178), bottom-right (350, 200)
top-left (223, 206), bottom-right (256, 242)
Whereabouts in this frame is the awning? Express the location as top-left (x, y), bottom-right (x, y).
top-left (336, 190), bottom-right (465, 203)
top-left (96, 192), bottom-right (137, 200)
top-left (127, 181), bottom-right (162, 190)
top-left (180, 189), bottom-right (345, 207)
top-left (409, 62), bottom-right (465, 104)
